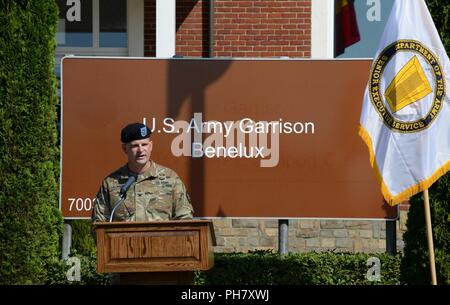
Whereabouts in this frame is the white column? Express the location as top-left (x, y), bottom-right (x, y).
top-left (311, 0), bottom-right (335, 59)
top-left (62, 221), bottom-right (72, 260)
top-left (128, 0), bottom-right (144, 57)
top-left (156, 0), bottom-right (176, 58)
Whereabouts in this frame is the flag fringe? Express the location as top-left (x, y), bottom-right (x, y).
top-left (358, 125), bottom-right (450, 206)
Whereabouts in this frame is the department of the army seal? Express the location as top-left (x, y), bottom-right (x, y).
top-left (369, 39), bottom-right (445, 133)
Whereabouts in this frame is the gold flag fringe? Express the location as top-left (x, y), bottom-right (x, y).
top-left (358, 125), bottom-right (450, 206)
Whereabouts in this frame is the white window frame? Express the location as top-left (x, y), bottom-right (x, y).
top-left (56, 0), bottom-right (143, 57)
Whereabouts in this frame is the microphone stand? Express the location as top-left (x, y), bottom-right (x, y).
top-left (109, 174), bottom-right (137, 222)
top-left (109, 195), bottom-right (126, 222)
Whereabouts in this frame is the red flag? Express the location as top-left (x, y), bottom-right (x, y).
top-left (335, 0), bottom-right (360, 56)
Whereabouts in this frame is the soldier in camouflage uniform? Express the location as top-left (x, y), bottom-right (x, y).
top-left (91, 122), bottom-right (194, 222)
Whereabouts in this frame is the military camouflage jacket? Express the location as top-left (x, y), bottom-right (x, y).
top-left (92, 161), bottom-right (194, 222)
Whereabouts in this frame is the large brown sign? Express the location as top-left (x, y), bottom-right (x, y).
top-left (60, 57), bottom-right (397, 219)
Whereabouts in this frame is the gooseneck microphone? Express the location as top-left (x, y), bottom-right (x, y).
top-left (109, 174), bottom-right (137, 222)
top-left (119, 175), bottom-right (137, 198)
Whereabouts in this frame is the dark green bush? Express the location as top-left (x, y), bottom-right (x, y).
top-left (401, 174), bottom-right (450, 285)
top-left (45, 250), bottom-right (400, 285)
top-left (195, 250), bottom-right (401, 285)
top-left (71, 220), bottom-right (97, 256)
top-left (426, 0), bottom-right (450, 52)
top-left (45, 252), bottom-right (110, 285)
top-left (400, 1), bottom-right (450, 285)
top-left (0, 0), bottom-right (63, 284)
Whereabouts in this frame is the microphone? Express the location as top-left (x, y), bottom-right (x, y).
top-left (119, 174), bottom-right (137, 198)
top-left (109, 174), bottom-right (137, 222)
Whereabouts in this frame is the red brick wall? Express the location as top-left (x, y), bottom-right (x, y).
top-left (144, 0), bottom-right (207, 57)
top-left (144, 0), bottom-right (311, 58)
top-left (214, 0), bottom-right (311, 57)
top-left (176, 0), bottom-right (209, 57)
top-left (144, 0), bottom-right (156, 57)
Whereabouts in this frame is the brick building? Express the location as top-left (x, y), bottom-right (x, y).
top-left (56, 0), bottom-right (407, 253)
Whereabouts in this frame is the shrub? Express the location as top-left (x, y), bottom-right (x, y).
top-left (44, 250), bottom-right (401, 285)
top-left (400, 1), bottom-right (450, 285)
top-left (0, 0), bottom-right (63, 284)
top-left (401, 174), bottom-right (450, 285)
top-left (71, 220), bottom-right (97, 256)
top-left (426, 0), bottom-right (450, 52)
top-left (195, 250), bottom-right (401, 285)
top-left (45, 252), bottom-right (110, 285)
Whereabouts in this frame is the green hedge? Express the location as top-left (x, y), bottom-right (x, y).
top-left (196, 251), bottom-right (401, 285)
top-left (45, 252), bottom-right (110, 285)
top-left (400, 1), bottom-right (450, 285)
top-left (45, 251), bottom-right (401, 285)
top-left (401, 174), bottom-right (450, 285)
top-left (71, 220), bottom-right (97, 256)
top-left (426, 0), bottom-right (450, 52)
top-left (0, 0), bottom-right (63, 284)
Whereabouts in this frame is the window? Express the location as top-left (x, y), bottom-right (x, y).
top-left (57, 0), bottom-right (127, 55)
top-left (335, 0), bottom-right (395, 58)
top-left (99, 0), bottom-right (127, 47)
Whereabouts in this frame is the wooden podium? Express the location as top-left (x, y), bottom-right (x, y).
top-left (94, 220), bottom-right (216, 284)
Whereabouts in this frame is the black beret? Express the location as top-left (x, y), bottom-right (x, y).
top-left (120, 123), bottom-right (152, 143)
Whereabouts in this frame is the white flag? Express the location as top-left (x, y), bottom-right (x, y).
top-left (359, 0), bottom-right (450, 206)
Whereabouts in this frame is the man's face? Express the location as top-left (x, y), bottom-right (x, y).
top-left (122, 138), bottom-right (153, 167)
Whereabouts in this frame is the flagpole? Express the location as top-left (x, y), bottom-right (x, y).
top-left (423, 189), bottom-right (437, 285)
